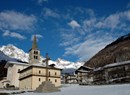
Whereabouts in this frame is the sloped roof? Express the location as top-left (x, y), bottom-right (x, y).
top-left (104, 60), bottom-right (130, 69)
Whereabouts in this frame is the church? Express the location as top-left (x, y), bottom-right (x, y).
top-left (3, 35), bottom-right (61, 90)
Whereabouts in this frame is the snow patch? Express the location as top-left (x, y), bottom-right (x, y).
top-left (8, 84), bottom-right (130, 95)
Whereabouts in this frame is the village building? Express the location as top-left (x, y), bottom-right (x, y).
top-left (76, 60), bottom-right (130, 85)
top-left (93, 67), bottom-right (106, 84)
top-left (103, 60), bottom-right (130, 84)
top-left (75, 66), bottom-right (93, 85)
top-left (2, 35), bottom-right (61, 90)
top-left (92, 60), bottom-right (130, 84)
top-left (61, 68), bottom-right (77, 84)
top-left (4, 61), bottom-right (29, 88)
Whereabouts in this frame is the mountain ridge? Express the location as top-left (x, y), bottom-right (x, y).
top-left (84, 33), bottom-right (130, 68)
top-left (0, 44), bottom-right (83, 69)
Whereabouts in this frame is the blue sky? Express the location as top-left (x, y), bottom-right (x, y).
top-left (0, 0), bottom-right (130, 62)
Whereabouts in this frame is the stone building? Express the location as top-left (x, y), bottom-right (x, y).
top-left (76, 61), bottom-right (130, 85)
top-left (75, 66), bottom-right (93, 85)
top-left (18, 35), bottom-right (61, 90)
top-left (3, 35), bottom-right (61, 90)
top-left (93, 67), bottom-right (105, 84)
top-left (29, 35), bottom-right (40, 64)
top-left (19, 64), bottom-right (61, 90)
top-left (103, 60), bottom-right (130, 84)
top-left (4, 61), bottom-right (29, 88)
top-left (93, 60), bottom-right (130, 84)
top-left (61, 68), bottom-right (77, 84)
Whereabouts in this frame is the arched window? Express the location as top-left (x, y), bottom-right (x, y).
top-left (34, 51), bottom-right (38, 54)
top-left (34, 56), bottom-right (38, 59)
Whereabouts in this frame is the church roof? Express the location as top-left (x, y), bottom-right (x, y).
top-left (18, 64), bottom-right (62, 73)
top-left (103, 60), bottom-right (130, 69)
top-left (4, 61), bottom-right (29, 68)
top-left (32, 35), bottom-right (38, 49)
top-left (29, 35), bottom-right (39, 51)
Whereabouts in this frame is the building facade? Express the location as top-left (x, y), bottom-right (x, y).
top-left (75, 66), bottom-right (93, 85)
top-left (19, 65), bottom-right (61, 90)
top-left (76, 61), bottom-right (130, 85)
top-left (18, 35), bottom-right (62, 90)
top-left (3, 35), bottom-right (62, 90)
top-left (4, 61), bottom-right (29, 88)
top-left (104, 61), bottom-right (130, 84)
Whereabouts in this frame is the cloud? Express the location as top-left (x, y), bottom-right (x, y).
top-left (37, 0), bottom-right (48, 4)
top-left (59, 8), bottom-right (130, 61)
top-left (0, 10), bottom-right (36, 31)
top-left (96, 13), bottom-right (120, 30)
top-left (60, 32), bottom-right (80, 46)
top-left (31, 34), bottom-right (43, 41)
top-left (95, 10), bottom-right (130, 30)
top-left (63, 31), bottom-right (114, 61)
top-left (124, 10), bottom-right (130, 20)
top-left (127, 2), bottom-right (130, 8)
top-left (3, 30), bottom-right (26, 40)
top-left (42, 8), bottom-right (60, 18)
top-left (68, 20), bottom-right (80, 28)
top-left (82, 18), bottom-right (96, 33)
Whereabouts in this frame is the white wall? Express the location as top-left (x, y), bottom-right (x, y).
top-left (6, 63), bottom-right (28, 88)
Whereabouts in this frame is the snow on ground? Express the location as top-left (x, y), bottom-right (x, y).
top-left (15, 84), bottom-right (130, 95)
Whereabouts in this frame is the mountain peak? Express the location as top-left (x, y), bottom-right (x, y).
top-left (0, 44), bottom-right (83, 69)
top-left (0, 44), bottom-right (29, 62)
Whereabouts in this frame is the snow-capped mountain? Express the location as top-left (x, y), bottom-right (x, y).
top-left (48, 58), bottom-right (84, 69)
top-left (0, 44), bottom-right (84, 69)
top-left (0, 50), bottom-right (17, 62)
top-left (0, 44), bottom-right (29, 62)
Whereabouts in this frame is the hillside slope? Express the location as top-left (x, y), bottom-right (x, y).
top-left (84, 34), bottom-right (130, 68)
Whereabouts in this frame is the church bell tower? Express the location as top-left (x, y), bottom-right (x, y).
top-left (29, 35), bottom-right (40, 64)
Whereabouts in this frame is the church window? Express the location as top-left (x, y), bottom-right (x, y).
top-left (55, 79), bottom-right (57, 83)
top-left (39, 70), bottom-right (41, 74)
top-left (55, 72), bottom-right (57, 75)
top-left (39, 78), bottom-right (41, 82)
top-left (49, 72), bottom-right (50, 76)
top-left (34, 56), bottom-right (38, 59)
top-left (34, 51), bottom-right (38, 54)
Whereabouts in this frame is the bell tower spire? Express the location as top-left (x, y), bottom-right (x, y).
top-left (29, 34), bottom-right (40, 64)
top-left (32, 35), bottom-right (38, 49)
